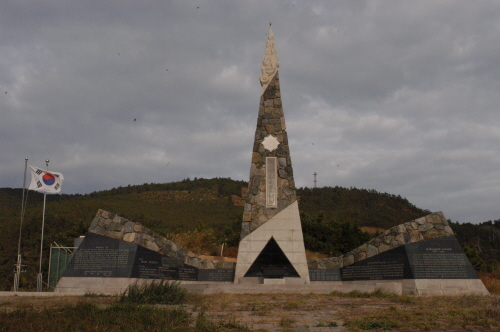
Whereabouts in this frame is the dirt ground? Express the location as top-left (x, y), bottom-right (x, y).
top-left (1, 293), bottom-right (499, 331)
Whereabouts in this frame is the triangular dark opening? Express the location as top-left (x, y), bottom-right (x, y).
top-left (244, 237), bottom-right (300, 278)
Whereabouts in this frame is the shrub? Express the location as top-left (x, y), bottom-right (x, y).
top-left (119, 279), bottom-right (188, 305)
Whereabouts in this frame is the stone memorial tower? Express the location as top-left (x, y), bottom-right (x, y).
top-left (234, 26), bottom-right (309, 284)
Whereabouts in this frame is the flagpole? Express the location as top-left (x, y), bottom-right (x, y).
top-left (36, 159), bottom-right (49, 292)
top-left (14, 158), bottom-right (28, 292)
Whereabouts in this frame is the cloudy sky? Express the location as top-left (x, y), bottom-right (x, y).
top-left (2, 1), bottom-right (500, 224)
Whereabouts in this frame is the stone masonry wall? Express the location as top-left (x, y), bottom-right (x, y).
top-left (241, 72), bottom-right (297, 239)
top-left (88, 209), bottom-right (235, 270)
top-left (308, 212), bottom-right (454, 269)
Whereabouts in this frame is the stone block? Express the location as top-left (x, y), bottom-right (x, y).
top-left (264, 278), bottom-right (285, 285)
top-left (465, 280), bottom-right (490, 294)
top-left (418, 223), bottom-right (434, 232)
top-left (343, 255), bottom-right (354, 266)
top-left (144, 240), bottom-right (159, 252)
top-left (277, 240), bottom-right (293, 252)
top-left (123, 233), bottom-right (136, 243)
top-left (238, 276), bottom-right (262, 284)
top-left (272, 230), bottom-right (293, 241)
top-left (410, 230), bottom-right (424, 242)
top-left (89, 216), bottom-right (100, 230)
top-left (123, 221), bottom-right (134, 233)
top-left (242, 211), bottom-right (252, 222)
top-left (143, 228), bottom-right (155, 237)
top-left (110, 221), bottom-right (124, 232)
top-left (440, 279), bottom-right (468, 290)
top-left (426, 213), bottom-right (445, 225)
top-left (112, 215), bottom-right (123, 224)
top-left (285, 277), bottom-right (308, 285)
top-left (414, 279), bottom-right (442, 289)
top-left (326, 258), bottom-right (343, 269)
top-left (415, 217), bottom-right (426, 225)
top-left (250, 240), bottom-right (268, 254)
top-left (264, 124), bottom-right (275, 134)
top-left (236, 252), bottom-right (252, 264)
top-left (390, 239), bottom-right (401, 248)
top-left (238, 240), bottom-right (250, 253)
top-left (395, 233), bottom-right (408, 244)
top-left (292, 229), bottom-right (304, 241)
top-left (251, 152), bottom-right (260, 163)
top-left (444, 226), bottom-right (453, 235)
top-left (200, 259), bottom-right (215, 269)
top-left (133, 233), bottom-right (142, 245)
top-left (308, 261), bottom-right (319, 269)
top-left (292, 240), bottom-right (306, 252)
top-left (278, 169), bottom-right (287, 178)
top-left (100, 211), bottom-right (115, 219)
top-left (354, 252), bottom-right (366, 262)
top-left (106, 231), bottom-right (123, 240)
top-left (378, 243), bottom-right (391, 253)
top-left (423, 227), bottom-right (439, 240)
top-left (396, 224), bottom-right (406, 233)
top-left (366, 244), bottom-right (378, 258)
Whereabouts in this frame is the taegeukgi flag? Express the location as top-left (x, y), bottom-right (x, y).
top-left (28, 166), bottom-right (64, 194)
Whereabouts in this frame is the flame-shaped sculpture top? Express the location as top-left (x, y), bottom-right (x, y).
top-left (259, 25), bottom-right (279, 94)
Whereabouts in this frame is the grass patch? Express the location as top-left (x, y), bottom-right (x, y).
top-left (284, 300), bottom-right (305, 308)
top-left (0, 301), bottom-right (192, 332)
top-left (278, 317), bottom-right (296, 328)
top-left (119, 279), bottom-right (188, 305)
top-left (83, 291), bottom-right (113, 298)
top-left (195, 309), bottom-right (250, 332)
top-left (329, 288), bottom-right (398, 299)
top-left (315, 321), bottom-right (338, 327)
top-left (348, 317), bottom-right (400, 330)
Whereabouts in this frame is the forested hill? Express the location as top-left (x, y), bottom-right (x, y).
top-left (0, 177), bottom-right (498, 290)
top-left (298, 186), bottom-right (429, 229)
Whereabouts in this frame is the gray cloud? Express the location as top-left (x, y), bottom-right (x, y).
top-left (1, 1), bottom-right (500, 223)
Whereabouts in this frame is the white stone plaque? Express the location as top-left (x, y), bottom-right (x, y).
top-left (262, 135), bottom-right (280, 151)
top-left (266, 157), bottom-right (278, 208)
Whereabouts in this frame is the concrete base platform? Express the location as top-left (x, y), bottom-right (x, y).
top-left (54, 277), bottom-right (490, 296)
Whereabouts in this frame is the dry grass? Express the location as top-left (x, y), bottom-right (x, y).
top-left (1, 291), bottom-right (499, 331)
top-left (166, 229), bottom-right (221, 256)
top-left (199, 292), bottom-right (500, 331)
top-left (360, 226), bottom-right (386, 235)
top-left (480, 272), bottom-right (500, 295)
top-left (305, 249), bottom-right (329, 260)
top-left (339, 294), bottom-right (500, 331)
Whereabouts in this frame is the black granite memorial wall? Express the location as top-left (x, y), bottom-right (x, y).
top-left (309, 236), bottom-right (479, 281)
top-left (63, 233), bottom-right (235, 282)
top-left (63, 233), bottom-right (476, 283)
